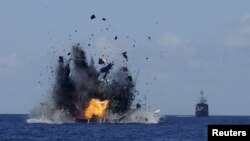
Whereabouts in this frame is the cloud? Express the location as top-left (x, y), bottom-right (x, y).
top-left (157, 31), bottom-right (195, 57)
top-left (222, 14), bottom-right (250, 49)
top-left (241, 14), bottom-right (250, 23)
top-left (187, 59), bottom-right (210, 72)
top-left (158, 32), bottom-right (184, 47)
top-left (0, 54), bottom-right (20, 69)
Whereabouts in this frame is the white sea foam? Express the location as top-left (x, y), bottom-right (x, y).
top-left (117, 109), bottom-right (162, 124)
top-left (26, 102), bottom-right (74, 124)
top-left (27, 101), bottom-right (161, 124)
top-left (27, 117), bottom-right (58, 124)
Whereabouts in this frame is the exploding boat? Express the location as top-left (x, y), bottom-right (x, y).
top-left (26, 43), bottom-right (161, 124)
top-left (49, 44), bottom-right (161, 123)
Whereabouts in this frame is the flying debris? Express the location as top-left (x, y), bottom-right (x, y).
top-left (28, 17), bottom-right (162, 123)
top-left (126, 76), bottom-right (133, 82)
top-left (58, 56), bottom-right (64, 62)
top-left (122, 52), bottom-right (128, 61)
top-left (148, 36), bottom-right (151, 40)
top-left (121, 67), bottom-right (128, 72)
top-left (90, 14), bottom-right (96, 20)
top-left (154, 109), bottom-right (161, 114)
top-left (98, 58), bottom-right (106, 65)
top-left (136, 103), bottom-right (141, 109)
top-left (100, 62), bottom-right (113, 79)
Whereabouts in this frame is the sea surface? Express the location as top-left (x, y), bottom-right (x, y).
top-left (0, 115), bottom-right (250, 141)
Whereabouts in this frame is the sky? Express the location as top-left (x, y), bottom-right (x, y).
top-left (1, 0), bottom-right (250, 115)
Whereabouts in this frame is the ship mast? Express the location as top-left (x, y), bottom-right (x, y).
top-left (199, 90), bottom-right (207, 104)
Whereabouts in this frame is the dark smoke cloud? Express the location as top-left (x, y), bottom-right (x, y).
top-left (52, 43), bottom-right (136, 118)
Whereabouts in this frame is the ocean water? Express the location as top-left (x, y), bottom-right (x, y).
top-left (0, 115), bottom-right (250, 141)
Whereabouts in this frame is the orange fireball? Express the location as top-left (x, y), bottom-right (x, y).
top-left (84, 98), bottom-right (109, 119)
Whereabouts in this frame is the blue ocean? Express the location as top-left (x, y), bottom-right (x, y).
top-left (0, 115), bottom-right (249, 141)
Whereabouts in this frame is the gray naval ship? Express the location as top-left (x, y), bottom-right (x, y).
top-left (195, 90), bottom-right (209, 117)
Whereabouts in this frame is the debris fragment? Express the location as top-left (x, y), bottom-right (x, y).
top-left (122, 52), bottom-right (128, 61)
top-left (98, 58), bottom-right (105, 65)
top-left (136, 103), bottom-right (141, 109)
top-left (100, 62), bottom-right (114, 79)
top-left (90, 14), bottom-right (96, 20)
top-left (126, 76), bottom-right (132, 81)
top-left (148, 36), bottom-right (151, 40)
top-left (100, 63), bottom-right (113, 73)
top-left (121, 67), bottom-right (128, 72)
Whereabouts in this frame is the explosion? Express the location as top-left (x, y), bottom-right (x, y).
top-left (84, 99), bottom-right (109, 119)
top-left (27, 43), bottom-right (161, 124)
top-left (51, 44), bottom-right (136, 120)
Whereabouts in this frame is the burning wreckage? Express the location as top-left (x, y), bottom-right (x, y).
top-left (28, 44), bottom-right (161, 124)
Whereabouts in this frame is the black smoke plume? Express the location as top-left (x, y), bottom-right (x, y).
top-left (52, 43), bottom-right (136, 118)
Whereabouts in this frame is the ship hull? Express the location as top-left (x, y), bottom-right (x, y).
top-left (195, 110), bottom-right (208, 117)
top-left (74, 117), bottom-right (121, 123)
top-left (195, 103), bottom-right (209, 117)
top-left (74, 117), bottom-right (109, 123)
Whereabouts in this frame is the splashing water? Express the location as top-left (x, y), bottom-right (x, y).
top-left (118, 109), bottom-right (162, 124)
top-left (27, 102), bottom-right (74, 124)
